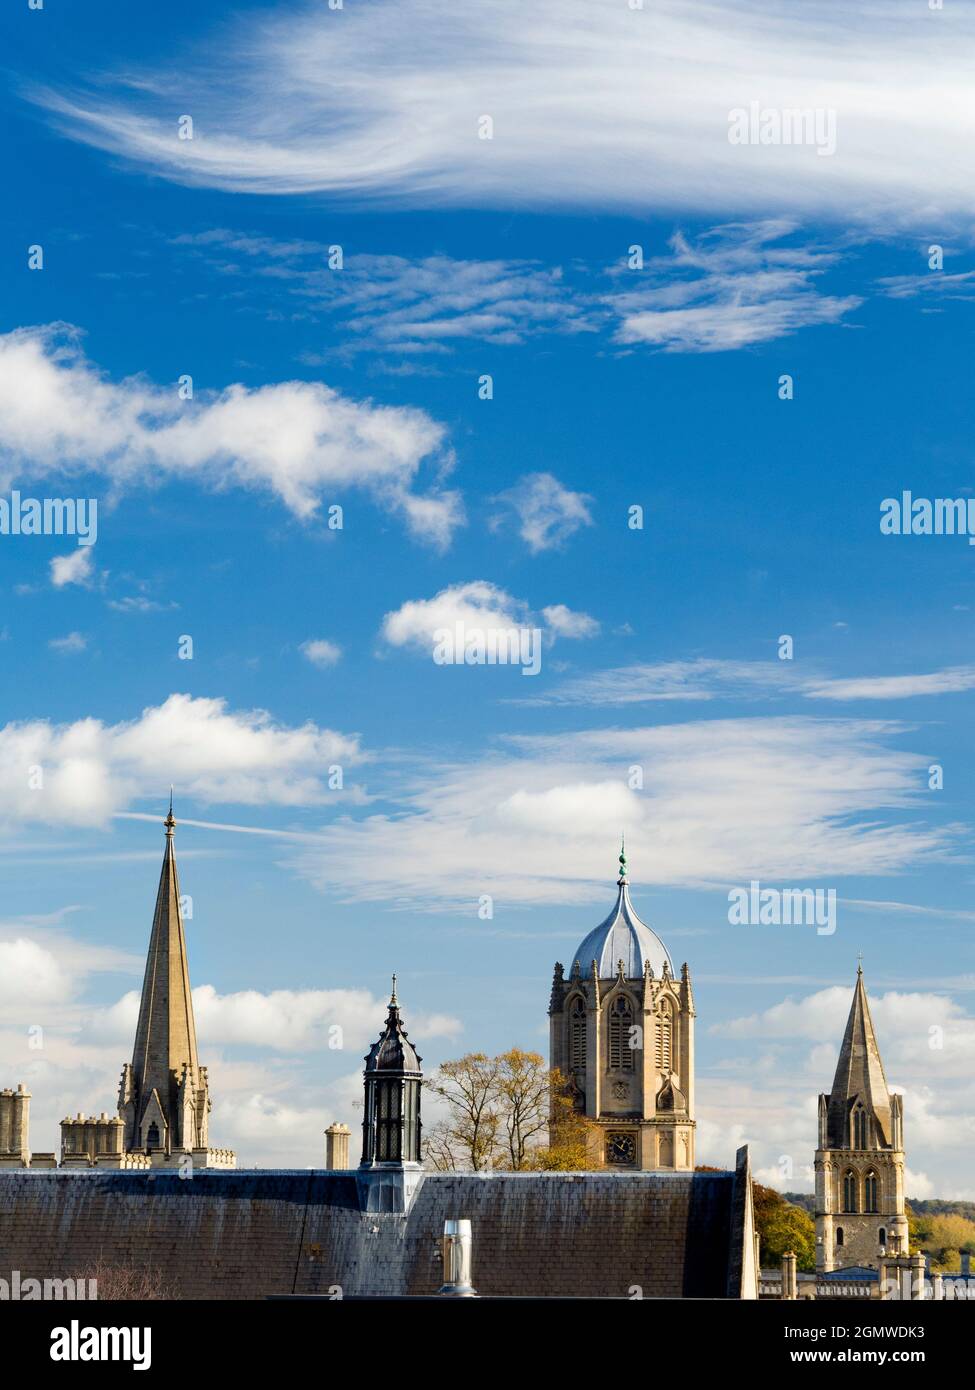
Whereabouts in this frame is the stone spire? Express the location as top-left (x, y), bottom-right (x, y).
top-left (814, 964), bottom-right (906, 1271)
top-left (117, 801), bottom-right (223, 1161)
top-left (825, 964), bottom-right (892, 1148)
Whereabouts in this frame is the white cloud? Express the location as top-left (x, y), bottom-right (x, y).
top-left (85, 983), bottom-right (460, 1053)
top-left (0, 692), bottom-right (361, 828)
top-left (0, 325), bottom-right (462, 547)
top-left (0, 938), bottom-right (75, 1008)
top-left (48, 632), bottom-right (87, 655)
top-left (524, 657), bottom-right (975, 707)
top-left (174, 226), bottom-right (859, 360)
top-left (540, 605), bottom-right (599, 639)
top-left (381, 581), bottom-right (525, 652)
top-left (523, 658), bottom-right (793, 706)
top-left (610, 222), bottom-right (860, 353)
top-left (302, 253), bottom-right (591, 353)
top-left (494, 473), bottom-right (594, 552)
top-left (288, 716), bottom-right (955, 907)
top-left (300, 638), bottom-right (342, 668)
top-left (804, 667), bottom-right (975, 700)
top-left (32, 0), bottom-right (975, 226)
top-left (50, 547), bottom-right (93, 588)
top-left (381, 581), bottom-right (597, 654)
top-left (878, 269), bottom-right (975, 301)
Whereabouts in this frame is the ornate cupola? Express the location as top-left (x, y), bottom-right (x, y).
top-left (548, 843), bottom-right (696, 1171)
top-left (360, 977), bottom-right (423, 1168)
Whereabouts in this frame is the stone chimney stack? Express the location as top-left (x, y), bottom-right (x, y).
top-left (961, 1252), bottom-right (972, 1278)
top-left (781, 1250), bottom-right (798, 1301)
top-left (324, 1122), bottom-right (351, 1170)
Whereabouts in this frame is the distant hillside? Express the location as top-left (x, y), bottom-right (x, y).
top-left (783, 1192), bottom-right (975, 1222)
top-left (782, 1191), bottom-right (814, 1213)
top-left (907, 1199), bottom-right (975, 1222)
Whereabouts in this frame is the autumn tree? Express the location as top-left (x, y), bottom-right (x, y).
top-left (424, 1051), bottom-right (603, 1171)
top-left (752, 1183), bottom-right (816, 1272)
top-left (424, 1052), bottom-right (502, 1170)
top-left (529, 1068), bottom-right (604, 1170)
top-left (910, 1209), bottom-right (975, 1271)
top-left (496, 1049), bottom-right (550, 1169)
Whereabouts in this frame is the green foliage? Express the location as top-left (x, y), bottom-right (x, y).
top-left (753, 1184), bottom-right (816, 1273)
top-left (909, 1208), bottom-right (975, 1271)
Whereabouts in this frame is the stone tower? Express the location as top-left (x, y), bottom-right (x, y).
top-left (549, 845), bottom-right (695, 1169)
top-left (114, 800), bottom-right (234, 1168)
top-left (360, 977), bottom-right (423, 1169)
top-left (815, 966), bottom-right (907, 1271)
top-left (0, 1084), bottom-right (30, 1167)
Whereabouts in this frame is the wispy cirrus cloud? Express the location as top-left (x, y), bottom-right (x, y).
top-left (176, 221), bottom-right (862, 358)
top-left (0, 324), bottom-right (462, 547)
top-left (29, 0), bottom-right (975, 226)
top-left (608, 221), bottom-right (861, 352)
top-left (287, 717), bottom-right (956, 908)
top-left (803, 667), bottom-right (975, 701)
top-left (522, 658), bottom-right (975, 707)
top-left (877, 269), bottom-right (975, 302)
top-left (174, 232), bottom-right (593, 354)
top-left (303, 255), bottom-right (591, 354)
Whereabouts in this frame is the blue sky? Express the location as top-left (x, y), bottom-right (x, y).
top-left (0, 0), bottom-right (973, 1191)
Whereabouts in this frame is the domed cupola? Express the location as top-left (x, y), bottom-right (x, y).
top-left (571, 843), bottom-right (672, 980)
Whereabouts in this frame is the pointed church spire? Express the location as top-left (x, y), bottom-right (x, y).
top-left (825, 965), bottom-right (892, 1148)
top-left (123, 800), bottom-right (202, 1154)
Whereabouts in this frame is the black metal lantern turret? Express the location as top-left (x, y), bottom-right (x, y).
top-left (360, 976), bottom-right (423, 1167)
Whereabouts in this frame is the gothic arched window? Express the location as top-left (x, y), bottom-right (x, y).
top-left (608, 995), bottom-right (634, 1072)
top-left (836, 1226), bottom-right (844, 1248)
top-left (654, 1000), bottom-right (673, 1072)
top-left (852, 1105), bottom-right (868, 1149)
top-left (843, 1170), bottom-right (858, 1213)
top-left (569, 997), bottom-right (587, 1072)
top-left (864, 1171), bottom-right (879, 1213)
top-left (878, 1227), bottom-right (887, 1249)
top-left (375, 1078), bottom-right (402, 1162)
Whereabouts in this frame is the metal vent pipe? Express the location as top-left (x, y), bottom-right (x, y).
top-left (439, 1218), bottom-right (477, 1297)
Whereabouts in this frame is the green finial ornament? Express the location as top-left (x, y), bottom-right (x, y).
top-left (618, 836), bottom-right (627, 880)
